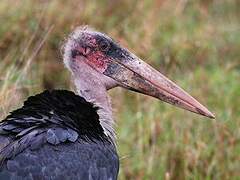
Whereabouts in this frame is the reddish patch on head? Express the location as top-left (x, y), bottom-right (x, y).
top-left (84, 50), bottom-right (109, 73)
top-left (73, 32), bottom-right (111, 73)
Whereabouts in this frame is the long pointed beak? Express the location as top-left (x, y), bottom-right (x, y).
top-left (103, 51), bottom-right (215, 119)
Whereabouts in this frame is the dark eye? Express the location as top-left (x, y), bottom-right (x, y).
top-left (99, 39), bottom-right (110, 51)
top-left (71, 49), bottom-right (81, 58)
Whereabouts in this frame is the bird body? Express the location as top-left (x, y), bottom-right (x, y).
top-left (0, 26), bottom-right (214, 179)
top-left (0, 90), bottom-right (119, 179)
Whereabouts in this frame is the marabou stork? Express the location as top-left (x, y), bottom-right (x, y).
top-left (0, 26), bottom-right (214, 180)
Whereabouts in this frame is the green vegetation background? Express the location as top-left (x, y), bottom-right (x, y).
top-left (0, 0), bottom-right (239, 179)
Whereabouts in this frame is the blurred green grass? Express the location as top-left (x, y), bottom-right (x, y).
top-left (0, 0), bottom-right (239, 179)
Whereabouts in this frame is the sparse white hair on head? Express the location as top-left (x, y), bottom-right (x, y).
top-left (62, 25), bottom-right (105, 70)
top-left (62, 26), bottom-right (93, 70)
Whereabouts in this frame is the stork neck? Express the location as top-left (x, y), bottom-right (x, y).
top-left (74, 77), bottom-right (115, 141)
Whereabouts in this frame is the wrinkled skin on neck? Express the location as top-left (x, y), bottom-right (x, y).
top-left (69, 56), bottom-right (118, 139)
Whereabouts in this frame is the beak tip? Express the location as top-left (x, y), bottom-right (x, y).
top-left (196, 107), bottom-right (215, 119)
top-left (202, 110), bottom-right (216, 119)
top-left (207, 112), bottom-right (216, 119)
top-left (205, 113), bottom-right (215, 119)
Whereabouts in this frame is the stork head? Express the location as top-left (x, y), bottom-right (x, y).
top-left (63, 26), bottom-right (215, 119)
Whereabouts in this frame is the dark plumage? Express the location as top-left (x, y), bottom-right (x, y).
top-left (0, 90), bottom-right (119, 180)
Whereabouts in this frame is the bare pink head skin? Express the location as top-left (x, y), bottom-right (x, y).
top-left (63, 26), bottom-right (215, 139)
